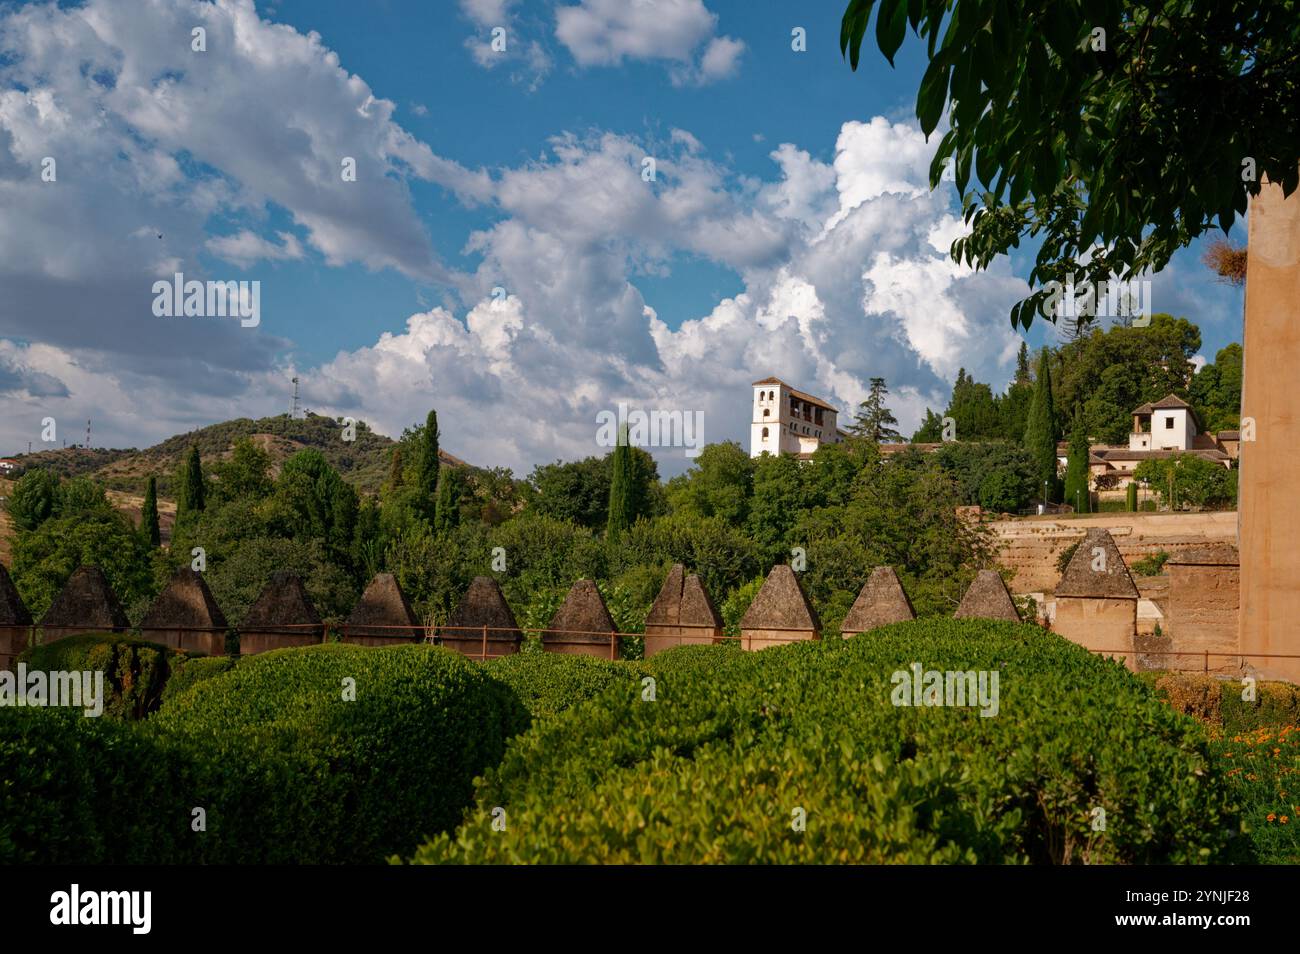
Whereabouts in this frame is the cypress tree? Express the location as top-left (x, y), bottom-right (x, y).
top-left (1063, 406), bottom-right (1092, 513)
top-left (606, 425), bottom-right (633, 542)
top-left (141, 476), bottom-right (161, 547)
top-left (416, 409), bottom-right (439, 519)
top-left (435, 467), bottom-right (461, 533)
top-left (179, 445), bottom-right (205, 518)
top-left (1126, 480), bottom-right (1138, 512)
top-left (1023, 348), bottom-right (1060, 503)
top-left (388, 446), bottom-right (404, 490)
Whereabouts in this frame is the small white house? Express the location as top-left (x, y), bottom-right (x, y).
top-left (750, 377), bottom-right (842, 458)
top-left (1130, 395), bottom-right (1198, 451)
top-left (0, 459), bottom-right (16, 475)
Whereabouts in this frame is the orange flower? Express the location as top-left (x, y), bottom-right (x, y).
top-left (1282, 816), bottom-right (1291, 825)
top-left (1267, 813), bottom-right (1277, 823)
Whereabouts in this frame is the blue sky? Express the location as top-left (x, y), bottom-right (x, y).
top-left (0, 0), bottom-right (1246, 474)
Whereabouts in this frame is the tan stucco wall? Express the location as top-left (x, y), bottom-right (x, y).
top-left (0, 624), bottom-right (30, 672)
top-left (1167, 563), bottom-right (1240, 674)
top-left (541, 639), bottom-right (619, 659)
top-left (991, 512), bottom-right (1238, 592)
top-left (138, 627), bottom-right (226, 656)
top-left (1240, 178), bottom-right (1300, 684)
top-left (237, 630), bottom-right (322, 656)
top-left (740, 627), bottom-right (818, 651)
top-left (1053, 597), bottom-right (1135, 670)
top-left (440, 635), bottom-right (520, 659)
top-left (643, 624), bottom-right (722, 658)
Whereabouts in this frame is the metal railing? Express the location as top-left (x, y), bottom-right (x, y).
top-left (237, 620), bottom-right (824, 661)
top-left (1082, 646), bottom-right (1300, 673)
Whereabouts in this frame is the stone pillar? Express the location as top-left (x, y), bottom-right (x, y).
top-left (1053, 528), bottom-right (1138, 670)
top-left (1239, 177), bottom-right (1300, 684)
top-left (1165, 545), bottom-right (1239, 674)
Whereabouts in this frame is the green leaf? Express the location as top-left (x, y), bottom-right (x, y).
top-left (840, 0), bottom-right (877, 69)
top-left (875, 0), bottom-right (908, 66)
top-left (916, 57), bottom-right (950, 136)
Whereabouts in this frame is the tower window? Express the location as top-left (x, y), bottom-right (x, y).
top-left (762, 427), bottom-right (769, 439)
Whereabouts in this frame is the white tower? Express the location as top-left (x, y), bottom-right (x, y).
top-left (750, 377), bottom-right (840, 458)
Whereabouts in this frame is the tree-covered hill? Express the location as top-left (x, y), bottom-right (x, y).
top-left (5, 412), bottom-right (466, 498)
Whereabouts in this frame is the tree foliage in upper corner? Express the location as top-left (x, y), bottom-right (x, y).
top-left (840, 0), bottom-right (1300, 329)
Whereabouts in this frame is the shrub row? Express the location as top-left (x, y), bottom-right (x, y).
top-left (1139, 671), bottom-right (1300, 734)
top-left (488, 650), bottom-right (646, 717)
top-left (1, 644), bottom-right (529, 864)
top-left (413, 620), bottom-right (1250, 864)
top-left (160, 655), bottom-right (239, 707)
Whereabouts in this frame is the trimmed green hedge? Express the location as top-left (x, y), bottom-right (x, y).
top-left (160, 655), bottom-right (238, 708)
top-left (488, 650), bottom-right (646, 718)
top-left (0, 709), bottom-right (193, 864)
top-left (19, 633), bottom-right (175, 719)
top-left (1139, 671), bottom-right (1300, 734)
top-left (412, 620), bottom-right (1250, 864)
top-left (1, 643), bottom-right (529, 864)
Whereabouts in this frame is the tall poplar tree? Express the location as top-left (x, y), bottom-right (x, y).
top-left (416, 409), bottom-right (439, 521)
top-left (435, 467), bottom-right (462, 533)
top-left (178, 445), bottom-right (205, 519)
top-left (1063, 406), bottom-right (1092, 513)
top-left (141, 476), bottom-right (161, 547)
top-left (1023, 348), bottom-right (1059, 503)
top-left (606, 425), bottom-right (633, 542)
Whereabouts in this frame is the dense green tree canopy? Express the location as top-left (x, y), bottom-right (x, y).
top-left (841, 0), bottom-right (1300, 327)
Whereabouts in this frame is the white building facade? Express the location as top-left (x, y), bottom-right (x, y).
top-left (750, 377), bottom-right (842, 458)
top-left (1129, 395), bottom-right (1197, 451)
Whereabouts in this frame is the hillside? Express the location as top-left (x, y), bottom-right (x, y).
top-left (4, 412), bottom-right (466, 499)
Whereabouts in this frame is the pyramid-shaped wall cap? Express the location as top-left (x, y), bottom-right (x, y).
top-left (548, 579), bottom-right (615, 641)
top-left (241, 572), bottom-right (321, 628)
top-left (445, 576), bottom-right (519, 638)
top-left (0, 562), bottom-right (33, 627)
top-left (645, 564), bottom-right (685, 626)
top-left (841, 566), bottom-right (915, 634)
top-left (953, 570), bottom-right (1020, 622)
top-left (740, 565), bottom-right (820, 630)
top-left (141, 567), bottom-right (228, 630)
top-left (346, 573), bottom-right (419, 631)
top-left (1056, 529), bottom-right (1139, 599)
top-left (39, 566), bottom-right (129, 629)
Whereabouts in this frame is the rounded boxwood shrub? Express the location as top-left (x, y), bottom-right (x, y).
top-left (159, 655), bottom-right (238, 708)
top-left (0, 708), bottom-right (192, 864)
top-left (3, 643), bottom-right (529, 864)
top-left (18, 633), bottom-right (175, 719)
top-left (156, 643), bottom-right (530, 863)
top-left (412, 620), bottom-right (1251, 865)
top-left (488, 651), bottom-right (645, 718)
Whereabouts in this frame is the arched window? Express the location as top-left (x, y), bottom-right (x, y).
top-left (763, 408), bottom-right (770, 417)
top-left (761, 427), bottom-right (769, 439)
